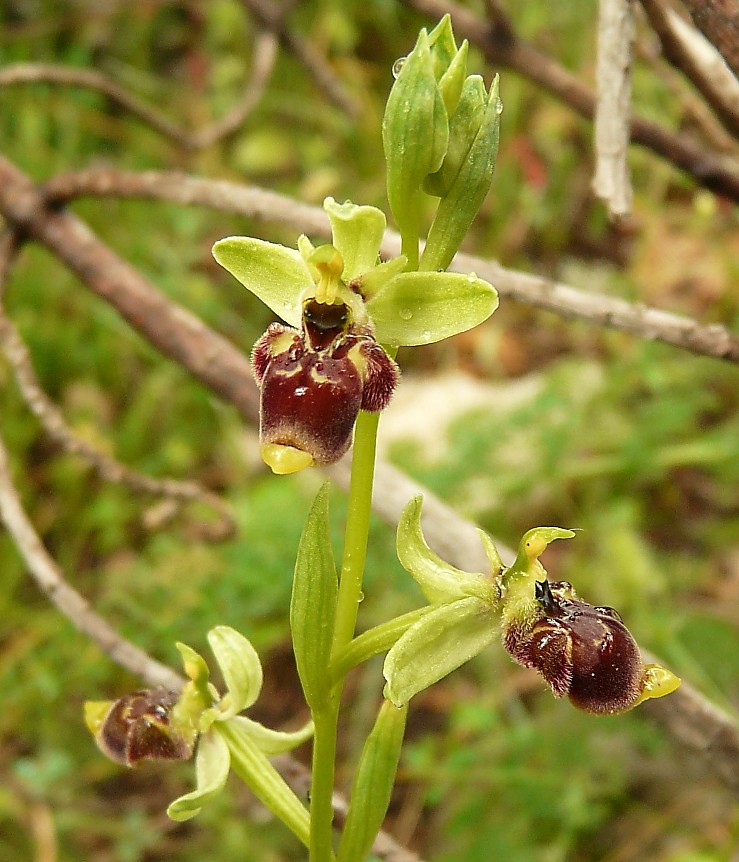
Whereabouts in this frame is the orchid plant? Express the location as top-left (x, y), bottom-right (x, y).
top-left (85, 17), bottom-right (680, 862)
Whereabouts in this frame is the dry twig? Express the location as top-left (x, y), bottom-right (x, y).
top-left (594, 0), bottom-right (636, 217)
top-left (0, 33), bottom-right (278, 152)
top-left (680, 0), bottom-right (739, 78)
top-left (0, 303), bottom-right (235, 539)
top-left (399, 0), bottom-right (739, 201)
top-left (640, 0), bottom-right (739, 138)
top-left (42, 167), bottom-right (739, 363)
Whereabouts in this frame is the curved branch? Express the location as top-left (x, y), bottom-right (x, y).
top-left (0, 36), bottom-right (278, 152)
top-left (42, 167), bottom-right (739, 363)
top-left (0, 305), bottom-right (235, 540)
top-left (680, 0), bottom-right (739, 78)
top-left (399, 0), bottom-right (739, 201)
top-left (641, 0), bottom-right (739, 138)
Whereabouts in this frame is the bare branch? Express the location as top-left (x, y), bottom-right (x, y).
top-left (594, 0), bottom-right (635, 217)
top-left (679, 0), bottom-right (739, 78)
top-left (239, 0), bottom-right (360, 117)
top-left (0, 430), bottom-right (184, 691)
top-left (399, 0), bottom-right (739, 201)
top-left (641, 0), bottom-right (739, 138)
top-left (41, 167), bottom-right (739, 363)
top-left (0, 34), bottom-right (278, 153)
top-left (0, 306), bottom-right (235, 540)
top-left (0, 63), bottom-right (193, 149)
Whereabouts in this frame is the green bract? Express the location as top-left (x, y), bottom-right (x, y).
top-left (213, 197), bottom-right (498, 347)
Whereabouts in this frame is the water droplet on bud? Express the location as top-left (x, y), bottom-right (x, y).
top-left (495, 98), bottom-right (504, 115)
top-left (399, 308), bottom-right (413, 321)
top-left (392, 57), bottom-right (407, 79)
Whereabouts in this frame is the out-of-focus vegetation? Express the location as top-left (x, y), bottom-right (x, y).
top-left (1, 1), bottom-right (737, 860)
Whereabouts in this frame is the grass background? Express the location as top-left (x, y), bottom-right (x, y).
top-left (1, 1), bottom-right (737, 860)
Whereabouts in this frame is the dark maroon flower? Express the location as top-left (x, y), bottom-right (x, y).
top-left (504, 580), bottom-right (649, 715)
top-left (252, 298), bottom-right (399, 474)
top-left (92, 689), bottom-right (194, 767)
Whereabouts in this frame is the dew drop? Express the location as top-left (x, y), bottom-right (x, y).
top-left (495, 98), bottom-right (504, 115)
top-left (392, 57), bottom-right (407, 79)
top-left (399, 307), bottom-right (413, 321)
top-left (466, 272), bottom-right (478, 282)
top-left (357, 591), bottom-right (365, 603)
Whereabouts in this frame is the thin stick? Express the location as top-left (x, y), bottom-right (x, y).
top-left (41, 167), bottom-right (739, 364)
top-left (640, 0), bottom-right (739, 138)
top-left (0, 427), bottom-right (185, 692)
top-left (679, 0), bottom-right (739, 78)
top-left (593, 0), bottom-right (635, 217)
top-left (0, 307), bottom-right (235, 539)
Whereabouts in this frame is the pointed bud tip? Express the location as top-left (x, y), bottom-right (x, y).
top-left (261, 443), bottom-right (315, 475)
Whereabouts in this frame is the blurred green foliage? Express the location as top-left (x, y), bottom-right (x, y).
top-left (1, 1), bottom-right (737, 861)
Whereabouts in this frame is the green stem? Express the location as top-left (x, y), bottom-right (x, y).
top-left (330, 606), bottom-right (432, 683)
top-left (219, 723), bottom-right (312, 850)
top-left (309, 408), bottom-right (383, 862)
top-left (310, 705), bottom-right (340, 862)
top-left (331, 409), bottom-right (382, 653)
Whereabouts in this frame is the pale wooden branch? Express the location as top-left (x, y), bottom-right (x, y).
top-left (399, 0), bottom-right (739, 201)
top-left (42, 167), bottom-right (739, 363)
top-left (239, 0), bottom-right (359, 118)
top-left (594, 0), bottom-right (635, 217)
top-left (0, 304), bottom-right (235, 540)
top-left (0, 427), bottom-right (184, 692)
top-left (0, 34), bottom-right (278, 152)
top-left (0, 154), bottom-right (737, 791)
top-left (679, 0), bottom-right (739, 78)
top-left (641, 0), bottom-right (739, 138)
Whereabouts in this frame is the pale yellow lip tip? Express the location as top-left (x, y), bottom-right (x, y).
top-left (261, 443), bottom-right (315, 475)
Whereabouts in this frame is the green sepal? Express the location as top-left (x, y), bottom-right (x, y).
top-left (397, 496), bottom-right (493, 603)
top-left (427, 14), bottom-right (459, 74)
top-left (324, 197), bottom-right (386, 282)
top-left (365, 270), bottom-right (498, 346)
top-left (420, 75), bottom-right (502, 273)
top-left (382, 29), bottom-right (448, 243)
top-left (336, 700), bottom-right (408, 862)
top-left (437, 40), bottom-right (469, 117)
top-left (176, 641), bottom-right (210, 690)
top-left (212, 237), bottom-right (311, 328)
top-left (207, 626), bottom-right (263, 721)
top-left (228, 715), bottom-right (314, 756)
top-left (384, 597), bottom-right (497, 706)
top-left (167, 728), bottom-right (231, 822)
top-left (290, 482), bottom-right (338, 710)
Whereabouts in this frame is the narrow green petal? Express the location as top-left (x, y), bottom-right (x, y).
top-left (366, 271), bottom-right (498, 346)
top-left (167, 730), bottom-right (230, 822)
top-left (383, 597), bottom-right (497, 706)
top-left (228, 715), bottom-right (314, 756)
top-left (324, 197), bottom-right (386, 282)
top-left (208, 626), bottom-right (263, 719)
top-left (397, 496), bottom-right (491, 603)
top-left (212, 237), bottom-right (311, 327)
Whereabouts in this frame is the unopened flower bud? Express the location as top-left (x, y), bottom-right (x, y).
top-left (85, 689), bottom-right (194, 767)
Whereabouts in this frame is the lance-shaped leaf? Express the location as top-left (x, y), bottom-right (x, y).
top-left (337, 700), bottom-right (408, 862)
top-left (228, 715), bottom-right (314, 757)
top-left (421, 75), bottom-right (502, 273)
top-left (324, 197), bottom-right (386, 283)
top-left (290, 482), bottom-right (338, 710)
top-left (167, 728), bottom-right (231, 822)
top-left (384, 597), bottom-right (497, 706)
top-left (207, 626), bottom-right (263, 721)
top-left (397, 496), bottom-right (492, 603)
top-left (212, 237), bottom-right (311, 328)
top-left (366, 270), bottom-right (498, 346)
